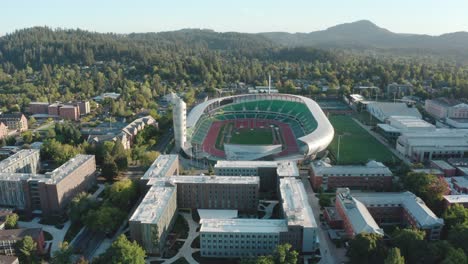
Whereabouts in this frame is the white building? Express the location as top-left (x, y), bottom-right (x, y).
top-left (366, 102), bottom-right (422, 122)
top-left (386, 116), bottom-right (435, 132)
top-left (173, 97), bottom-right (187, 151)
top-left (396, 129), bottom-right (468, 162)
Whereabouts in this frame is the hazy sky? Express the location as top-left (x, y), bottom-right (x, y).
top-left (2, 0), bottom-right (468, 36)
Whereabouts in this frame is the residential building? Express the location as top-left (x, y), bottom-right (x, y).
top-left (121, 116), bottom-right (158, 148)
top-left (140, 154), bottom-right (179, 186)
top-left (430, 160), bottom-right (456, 177)
top-left (28, 102), bottom-right (50, 115)
top-left (58, 105), bottom-right (79, 120)
top-left (309, 160), bottom-right (393, 191)
top-left (76, 101), bottom-right (91, 115)
top-left (170, 175), bottom-right (259, 213)
top-left (215, 160), bottom-right (299, 190)
top-left (443, 195), bottom-right (468, 208)
top-left (386, 83), bottom-right (413, 97)
top-left (366, 102), bottom-right (421, 122)
top-left (0, 150), bottom-right (96, 215)
top-left (129, 184), bottom-right (177, 255)
top-left (0, 113), bottom-right (28, 132)
top-left (425, 98), bottom-right (468, 120)
top-left (445, 176), bottom-right (468, 194)
top-left (335, 188), bottom-right (444, 240)
top-left (200, 219), bottom-right (287, 258)
top-left (0, 122), bottom-right (8, 139)
top-left (396, 129), bottom-right (468, 162)
top-left (0, 228), bottom-right (45, 255)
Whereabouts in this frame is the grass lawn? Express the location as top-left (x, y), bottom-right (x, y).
top-left (230, 128), bottom-right (273, 145)
top-left (172, 214), bottom-right (188, 239)
top-left (328, 115), bottom-right (397, 164)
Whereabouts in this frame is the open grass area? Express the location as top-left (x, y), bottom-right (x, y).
top-left (229, 128), bottom-right (273, 145)
top-left (328, 115), bottom-right (397, 164)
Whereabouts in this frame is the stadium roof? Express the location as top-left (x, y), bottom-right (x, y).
top-left (279, 178), bottom-right (317, 228)
top-left (129, 184), bottom-right (175, 224)
top-left (200, 218), bottom-right (288, 233)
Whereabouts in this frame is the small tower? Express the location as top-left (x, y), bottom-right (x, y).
top-left (173, 97), bottom-right (186, 152)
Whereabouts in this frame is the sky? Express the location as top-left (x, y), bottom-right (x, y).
top-left (1, 0), bottom-right (468, 36)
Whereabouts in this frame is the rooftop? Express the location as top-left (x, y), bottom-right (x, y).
top-left (198, 209), bottom-right (238, 220)
top-left (0, 149), bottom-right (39, 172)
top-left (431, 160), bottom-right (455, 171)
top-left (399, 129), bottom-right (468, 147)
top-left (200, 218), bottom-right (288, 233)
top-left (429, 98), bottom-right (463, 107)
top-left (387, 116), bottom-right (435, 131)
top-left (443, 195), bottom-right (468, 204)
top-left (367, 102), bottom-right (422, 119)
top-left (214, 160), bottom-right (299, 177)
top-left (141, 154), bottom-right (178, 181)
top-left (170, 175), bottom-right (259, 185)
top-left (276, 161), bottom-right (300, 177)
top-left (41, 155), bottom-right (94, 184)
top-left (279, 178), bottom-right (317, 228)
top-left (129, 184), bottom-right (176, 224)
top-left (0, 228), bottom-right (43, 241)
top-left (312, 160), bottom-right (392, 176)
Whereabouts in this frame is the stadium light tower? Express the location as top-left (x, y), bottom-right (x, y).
top-left (173, 96), bottom-right (187, 152)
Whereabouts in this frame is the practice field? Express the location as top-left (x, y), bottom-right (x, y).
top-left (328, 115), bottom-right (397, 164)
top-left (229, 128), bottom-right (274, 145)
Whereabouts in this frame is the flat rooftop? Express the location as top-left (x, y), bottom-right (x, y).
top-left (279, 178), bottom-right (317, 228)
top-left (312, 160), bottom-right (392, 176)
top-left (198, 209), bottom-right (238, 220)
top-left (215, 160), bottom-right (278, 169)
top-left (200, 218), bottom-right (288, 233)
top-left (141, 154), bottom-right (178, 181)
top-left (42, 155), bottom-right (94, 184)
top-left (431, 160), bottom-right (455, 171)
top-left (0, 149), bottom-right (39, 172)
top-left (276, 161), bottom-right (299, 177)
top-left (444, 195), bottom-right (468, 204)
top-left (170, 175), bottom-right (259, 185)
top-left (129, 184), bottom-right (176, 224)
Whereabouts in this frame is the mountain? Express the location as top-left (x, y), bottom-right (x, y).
top-left (260, 20), bottom-right (468, 52)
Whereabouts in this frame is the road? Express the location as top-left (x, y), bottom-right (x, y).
top-left (154, 129), bottom-right (174, 154)
top-left (300, 174), bottom-right (347, 264)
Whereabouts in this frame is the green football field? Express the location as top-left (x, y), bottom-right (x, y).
top-left (229, 128), bottom-right (274, 145)
top-left (328, 115), bottom-right (397, 164)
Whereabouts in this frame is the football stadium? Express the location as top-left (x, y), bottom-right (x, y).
top-left (183, 94), bottom-right (334, 161)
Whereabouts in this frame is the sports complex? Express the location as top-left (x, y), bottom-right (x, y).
top-left (183, 94), bottom-right (334, 161)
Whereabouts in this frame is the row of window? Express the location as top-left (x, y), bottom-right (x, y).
top-left (202, 245), bottom-right (275, 250)
top-left (202, 234), bottom-right (276, 239)
top-left (203, 240), bottom-right (277, 244)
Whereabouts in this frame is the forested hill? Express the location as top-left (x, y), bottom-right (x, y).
top-left (0, 27), bottom-right (279, 69)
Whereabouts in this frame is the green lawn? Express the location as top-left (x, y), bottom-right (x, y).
top-left (328, 115), bottom-right (397, 164)
top-left (229, 128), bottom-right (273, 145)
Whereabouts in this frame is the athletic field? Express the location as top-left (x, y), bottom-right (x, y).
top-left (328, 115), bottom-right (397, 164)
top-left (230, 128), bottom-right (274, 145)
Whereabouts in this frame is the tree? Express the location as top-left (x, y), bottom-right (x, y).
top-left (68, 192), bottom-right (97, 224)
top-left (84, 205), bottom-right (125, 234)
top-left (443, 204), bottom-right (468, 230)
top-left (392, 228), bottom-right (426, 263)
top-left (50, 242), bottom-right (73, 264)
top-left (442, 247), bottom-right (467, 264)
top-left (102, 154), bottom-right (118, 181)
top-left (93, 235), bottom-right (145, 264)
top-left (241, 244), bottom-right (298, 264)
top-left (22, 131), bottom-right (34, 143)
top-left (318, 194), bottom-right (331, 207)
top-left (347, 233), bottom-right (385, 264)
top-left (4, 213), bottom-right (19, 229)
top-left (401, 172), bottom-right (447, 211)
top-left (384, 248), bottom-right (405, 264)
top-left (140, 151), bottom-right (160, 167)
top-left (16, 236), bottom-right (37, 264)
top-left (111, 141), bottom-right (128, 171)
top-left (107, 179), bottom-right (138, 209)
top-left (448, 223), bottom-right (468, 255)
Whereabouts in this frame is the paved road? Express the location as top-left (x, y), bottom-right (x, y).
top-left (154, 129), bottom-right (174, 154)
top-left (300, 174), bottom-right (347, 264)
top-left (146, 212), bottom-right (200, 264)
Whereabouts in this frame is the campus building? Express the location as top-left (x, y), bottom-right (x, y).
top-left (0, 228), bottom-right (45, 256)
top-left (443, 195), bottom-right (468, 209)
top-left (334, 188), bottom-right (443, 240)
top-left (0, 122), bottom-right (8, 139)
top-left (0, 150), bottom-right (96, 215)
top-left (396, 129), bottom-right (468, 162)
top-left (0, 113), bottom-right (28, 132)
top-left (366, 102), bottom-right (421, 122)
top-left (140, 154), bottom-right (179, 185)
top-left (214, 160), bottom-right (299, 190)
top-left (425, 98), bottom-right (468, 120)
top-left (309, 160), bottom-right (393, 191)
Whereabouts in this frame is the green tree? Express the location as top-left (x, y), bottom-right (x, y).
top-left (68, 192), bottom-right (97, 224)
top-left (93, 235), bottom-right (146, 264)
top-left (448, 223), bottom-right (468, 255)
top-left (22, 131), bottom-right (34, 143)
top-left (16, 236), bottom-right (37, 264)
top-left (111, 141), bottom-right (128, 171)
top-left (392, 228), bottom-right (426, 263)
top-left (84, 205), bottom-right (125, 234)
top-left (4, 213), bottom-right (19, 229)
top-left (444, 204), bottom-right (468, 230)
top-left (102, 154), bottom-right (118, 181)
top-left (107, 179), bottom-right (138, 209)
top-left (347, 233), bottom-right (385, 264)
top-left (442, 247), bottom-right (467, 264)
top-left (384, 248), bottom-right (405, 264)
top-left (50, 242), bottom-right (73, 264)
top-left (318, 194), bottom-right (331, 207)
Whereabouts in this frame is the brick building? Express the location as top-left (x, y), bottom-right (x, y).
top-left (0, 228), bottom-right (45, 256)
top-left (0, 113), bottom-right (28, 132)
top-left (309, 160), bottom-right (393, 191)
top-left (334, 188), bottom-right (443, 240)
top-left (28, 102), bottom-right (50, 115)
top-left (0, 122), bottom-right (8, 139)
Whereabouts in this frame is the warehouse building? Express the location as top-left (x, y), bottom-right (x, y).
top-left (366, 102), bottom-right (421, 122)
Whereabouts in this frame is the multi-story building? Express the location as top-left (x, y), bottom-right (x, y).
top-left (121, 116), bottom-right (158, 149)
top-left (140, 154), bottom-right (179, 185)
top-left (279, 178), bottom-right (318, 253)
top-left (425, 98), bottom-right (468, 120)
top-left (170, 176), bottom-right (259, 213)
top-left (443, 195), bottom-right (468, 209)
top-left (48, 103), bottom-right (60, 116)
top-left (200, 219), bottom-right (287, 258)
top-left (396, 129), bottom-right (468, 162)
top-left (173, 97), bottom-right (186, 151)
top-left (214, 160), bottom-right (299, 190)
top-left (58, 105), bottom-right (80, 120)
top-left (310, 160), bottom-right (393, 191)
top-left (0, 122), bottom-right (8, 139)
top-left (430, 160), bottom-right (456, 177)
top-left (76, 101), bottom-right (91, 115)
top-left (129, 184), bottom-right (177, 255)
top-left (28, 102), bottom-right (50, 115)
top-left (386, 83), bottom-right (413, 97)
top-left (0, 150), bottom-right (96, 215)
top-left (0, 228), bottom-right (45, 256)
top-left (335, 188), bottom-right (443, 240)
top-left (0, 255), bottom-right (19, 264)
top-left (0, 113), bottom-right (28, 132)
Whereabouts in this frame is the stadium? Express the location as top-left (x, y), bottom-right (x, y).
top-left (182, 94), bottom-right (334, 161)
